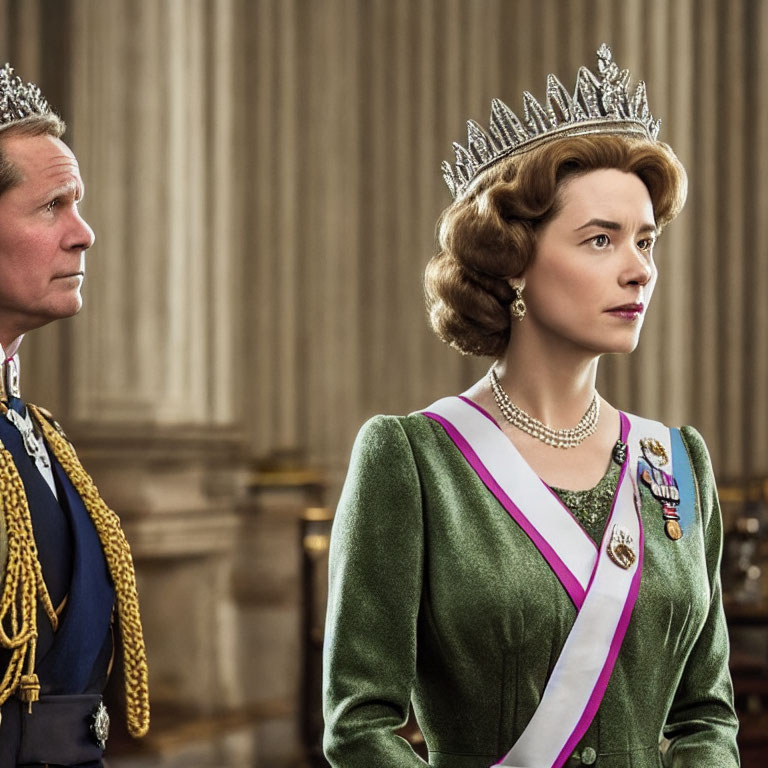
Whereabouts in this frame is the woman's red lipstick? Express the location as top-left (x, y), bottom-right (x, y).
top-left (606, 302), bottom-right (644, 320)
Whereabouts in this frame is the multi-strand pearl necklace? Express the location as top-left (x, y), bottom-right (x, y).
top-left (488, 366), bottom-right (600, 449)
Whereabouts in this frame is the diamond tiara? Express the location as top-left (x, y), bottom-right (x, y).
top-left (0, 63), bottom-right (52, 128)
top-left (442, 44), bottom-right (660, 200)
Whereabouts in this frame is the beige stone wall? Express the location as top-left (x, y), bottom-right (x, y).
top-left (0, 0), bottom-right (766, 764)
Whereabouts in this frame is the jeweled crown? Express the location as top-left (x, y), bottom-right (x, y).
top-left (0, 63), bottom-right (51, 127)
top-left (442, 44), bottom-right (660, 199)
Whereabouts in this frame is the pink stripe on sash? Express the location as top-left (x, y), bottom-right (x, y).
top-left (555, 528), bottom-right (644, 767)
top-left (457, 395), bottom-right (500, 426)
top-left (427, 405), bottom-right (645, 768)
top-left (456, 396), bottom-right (602, 541)
top-left (423, 410), bottom-right (587, 609)
top-left (552, 412), bottom-right (643, 768)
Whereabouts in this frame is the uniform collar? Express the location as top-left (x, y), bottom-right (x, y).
top-left (0, 336), bottom-right (23, 401)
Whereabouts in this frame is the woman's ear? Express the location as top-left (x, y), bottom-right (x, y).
top-left (508, 277), bottom-right (526, 291)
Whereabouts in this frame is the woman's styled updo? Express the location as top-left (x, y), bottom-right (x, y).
top-left (424, 134), bottom-right (687, 357)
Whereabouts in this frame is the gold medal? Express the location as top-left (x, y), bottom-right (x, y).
top-left (665, 519), bottom-right (683, 540)
top-left (640, 438), bottom-right (669, 468)
top-left (607, 525), bottom-right (637, 569)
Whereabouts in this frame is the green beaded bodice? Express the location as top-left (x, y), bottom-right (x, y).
top-left (550, 453), bottom-right (622, 544)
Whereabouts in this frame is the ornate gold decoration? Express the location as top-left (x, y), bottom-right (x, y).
top-left (0, 405), bottom-right (58, 711)
top-left (607, 524), bottom-right (637, 569)
top-left (665, 519), bottom-right (683, 541)
top-left (510, 286), bottom-right (526, 320)
top-left (639, 437), bottom-right (669, 468)
top-left (0, 402), bottom-right (149, 738)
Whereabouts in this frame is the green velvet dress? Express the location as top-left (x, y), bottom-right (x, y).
top-left (322, 413), bottom-right (740, 767)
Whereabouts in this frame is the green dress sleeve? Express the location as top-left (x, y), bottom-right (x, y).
top-left (662, 426), bottom-right (740, 766)
top-left (323, 415), bottom-right (428, 767)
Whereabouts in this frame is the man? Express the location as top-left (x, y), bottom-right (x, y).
top-left (0, 64), bottom-right (149, 766)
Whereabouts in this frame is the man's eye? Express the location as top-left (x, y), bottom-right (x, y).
top-left (46, 199), bottom-right (59, 212)
top-left (592, 234), bottom-right (610, 248)
top-left (638, 237), bottom-right (655, 251)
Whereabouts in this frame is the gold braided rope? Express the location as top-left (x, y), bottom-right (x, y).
top-left (0, 403), bottom-right (149, 737)
top-left (0, 403), bottom-right (59, 711)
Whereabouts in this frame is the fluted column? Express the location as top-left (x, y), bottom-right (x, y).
top-left (32, 0), bottom-right (250, 735)
top-left (35, 0), bottom-right (242, 427)
top-left (752, 0), bottom-right (768, 476)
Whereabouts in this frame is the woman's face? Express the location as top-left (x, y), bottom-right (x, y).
top-left (520, 168), bottom-right (657, 356)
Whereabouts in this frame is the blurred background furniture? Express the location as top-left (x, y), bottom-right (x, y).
top-left (301, 507), bottom-right (333, 768)
top-left (720, 478), bottom-right (768, 768)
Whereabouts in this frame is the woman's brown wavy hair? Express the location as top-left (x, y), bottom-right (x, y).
top-left (424, 134), bottom-right (687, 357)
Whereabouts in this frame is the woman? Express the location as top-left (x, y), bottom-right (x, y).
top-left (323, 46), bottom-right (739, 768)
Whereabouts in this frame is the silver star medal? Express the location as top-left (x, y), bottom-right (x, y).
top-left (5, 407), bottom-right (50, 471)
top-left (91, 700), bottom-right (110, 749)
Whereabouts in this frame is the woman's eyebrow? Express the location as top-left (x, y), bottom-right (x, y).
top-left (575, 218), bottom-right (621, 231)
top-left (575, 218), bottom-right (657, 234)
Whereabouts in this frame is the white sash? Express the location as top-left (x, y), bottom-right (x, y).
top-left (420, 397), bottom-right (671, 768)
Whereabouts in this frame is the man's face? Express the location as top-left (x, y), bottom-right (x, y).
top-left (0, 133), bottom-right (95, 350)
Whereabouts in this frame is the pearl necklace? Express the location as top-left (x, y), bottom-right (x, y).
top-left (488, 366), bottom-right (600, 449)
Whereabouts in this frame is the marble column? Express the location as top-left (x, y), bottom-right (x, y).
top-left (13, 1), bottom-right (256, 763)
